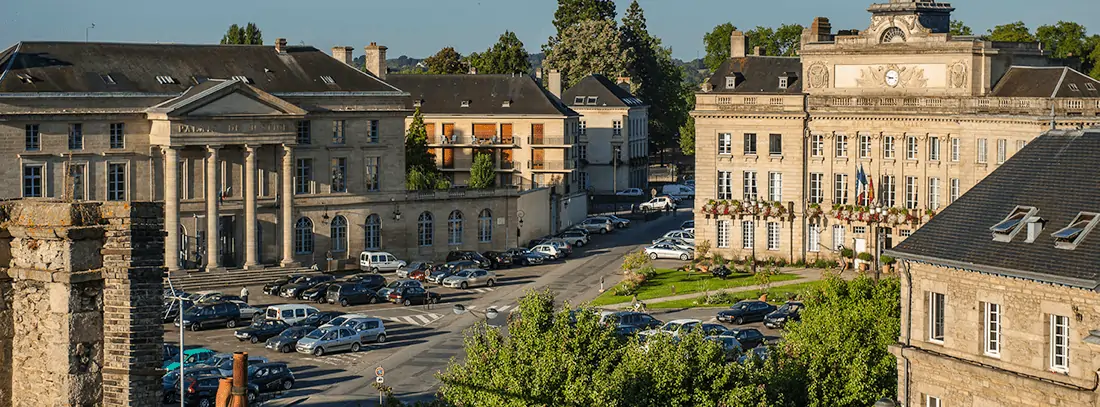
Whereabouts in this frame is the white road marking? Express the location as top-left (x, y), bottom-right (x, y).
top-left (382, 313), bottom-right (443, 326)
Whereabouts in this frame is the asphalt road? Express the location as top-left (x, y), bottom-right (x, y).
top-left (164, 206), bottom-right (694, 406)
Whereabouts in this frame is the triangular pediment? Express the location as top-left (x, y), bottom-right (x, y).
top-left (147, 79), bottom-right (307, 118)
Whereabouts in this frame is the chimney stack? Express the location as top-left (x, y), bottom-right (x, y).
top-left (548, 69), bottom-right (563, 98)
top-left (331, 46), bottom-right (354, 66)
top-left (730, 31), bottom-right (748, 58)
top-left (802, 17), bottom-right (834, 45)
top-left (275, 38), bottom-right (288, 54)
top-left (753, 46), bottom-right (763, 56)
top-left (617, 76), bottom-right (632, 93)
top-left (364, 42), bottom-right (388, 80)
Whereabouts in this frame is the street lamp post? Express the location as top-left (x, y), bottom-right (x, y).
top-left (165, 277), bottom-right (185, 407)
top-left (750, 201), bottom-right (762, 274)
top-left (870, 203), bottom-right (884, 281)
top-left (452, 304), bottom-right (501, 327)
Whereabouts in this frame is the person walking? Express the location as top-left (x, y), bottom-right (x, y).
top-left (240, 286), bottom-right (249, 304)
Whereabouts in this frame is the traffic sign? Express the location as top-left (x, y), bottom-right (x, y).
top-left (375, 367), bottom-right (385, 377)
top-left (376, 376), bottom-right (384, 384)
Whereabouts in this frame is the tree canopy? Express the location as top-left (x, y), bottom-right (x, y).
top-left (543, 19), bottom-right (626, 89)
top-left (468, 31), bottom-right (531, 75)
top-left (404, 108), bottom-right (448, 190)
top-left (950, 20), bottom-right (973, 36)
top-left (424, 47), bottom-right (468, 75)
top-left (703, 23), bottom-right (738, 71)
top-left (220, 23), bottom-right (263, 45)
top-left (985, 21), bottom-right (1036, 42)
top-left (468, 151), bottom-right (496, 189)
top-left (745, 24), bottom-right (804, 57)
top-left (551, 0), bottom-right (617, 34)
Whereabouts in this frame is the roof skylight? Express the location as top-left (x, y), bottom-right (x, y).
top-left (231, 76), bottom-right (251, 84)
top-left (1087, 83), bottom-right (1097, 91)
top-left (1068, 83), bottom-right (1080, 92)
top-left (156, 75), bottom-right (178, 85)
top-left (573, 96), bottom-right (585, 105)
top-left (1051, 212), bottom-right (1099, 250)
top-left (586, 96), bottom-right (598, 105)
top-left (100, 74), bottom-right (115, 85)
top-left (460, 100), bottom-right (470, 108)
top-left (990, 205), bottom-right (1038, 242)
top-left (320, 76), bottom-right (335, 85)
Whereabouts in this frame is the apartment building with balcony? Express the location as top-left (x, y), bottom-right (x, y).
top-left (560, 74), bottom-right (650, 193)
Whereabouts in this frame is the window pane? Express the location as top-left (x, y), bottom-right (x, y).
top-left (107, 163), bottom-right (126, 201)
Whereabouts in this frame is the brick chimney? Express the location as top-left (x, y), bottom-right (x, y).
top-left (331, 46), bottom-right (354, 66)
top-left (275, 38), bottom-right (288, 54)
top-left (364, 42), bottom-right (388, 80)
top-left (617, 76), bottom-right (632, 93)
top-left (730, 31), bottom-right (748, 58)
top-left (548, 69), bottom-right (563, 98)
top-left (801, 17), bottom-right (834, 45)
top-left (753, 46), bottom-right (763, 56)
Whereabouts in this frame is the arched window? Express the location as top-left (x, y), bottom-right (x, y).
top-left (881, 27), bottom-right (906, 44)
top-left (418, 212), bottom-right (434, 246)
top-left (330, 215), bottom-right (348, 253)
top-left (365, 214), bottom-right (381, 250)
top-left (295, 217), bottom-right (314, 254)
top-left (478, 209), bottom-right (493, 243)
top-left (448, 210), bottom-right (464, 245)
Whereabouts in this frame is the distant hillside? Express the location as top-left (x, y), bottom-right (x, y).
top-left (351, 54), bottom-right (427, 73)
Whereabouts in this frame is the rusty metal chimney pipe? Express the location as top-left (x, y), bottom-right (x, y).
top-left (216, 352), bottom-right (250, 407)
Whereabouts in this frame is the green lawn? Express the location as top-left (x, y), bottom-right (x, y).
top-left (589, 268), bottom-right (799, 306)
top-left (646, 280), bottom-right (829, 309)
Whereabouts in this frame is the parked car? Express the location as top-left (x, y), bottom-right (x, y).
top-left (281, 275), bottom-right (336, 299)
top-left (727, 328), bottom-right (767, 349)
top-left (705, 335), bottom-right (744, 362)
top-left (545, 239), bottom-right (573, 256)
top-left (321, 313), bottom-right (369, 329)
top-left (639, 319), bottom-right (700, 338)
top-left (654, 230), bottom-right (695, 245)
top-left (681, 220), bottom-right (695, 230)
top-left (229, 300), bottom-right (262, 321)
top-left (177, 302), bottom-right (252, 331)
top-left (527, 235), bottom-right (553, 248)
top-left (651, 237), bottom-right (694, 252)
top-left (264, 304), bottom-right (319, 326)
top-left (638, 197), bottom-right (675, 211)
top-left (297, 310), bottom-right (344, 329)
top-left (378, 279), bottom-right (424, 298)
top-left (179, 375), bottom-right (259, 407)
top-left (661, 184), bottom-right (695, 198)
top-left (482, 251), bottom-right (514, 269)
top-left (716, 300), bottom-right (778, 325)
top-left (764, 301), bottom-right (804, 329)
top-left (341, 316), bottom-right (388, 343)
top-left (298, 282), bottom-right (335, 303)
top-left (578, 217), bottom-right (614, 234)
top-left (163, 343), bottom-right (180, 363)
top-left (161, 365), bottom-right (221, 403)
top-left (425, 262), bottom-right (472, 284)
top-left (615, 188), bottom-right (644, 196)
top-left (442, 269), bottom-right (497, 289)
top-left (557, 230), bottom-right (590, 247)
top-left (396, 262), bottom-right (432, 279)
top-left (643, 243), bottom-right (693, 260)
top-left (187, 291), bottom-right (223, 303)
top-left (163, 298), bottom-right (196, 323)
top-left (343, 273), bottom-right (387, 291)
top-left (737, 347), bottom-right (770, 364)
top-left (532, 244), bottom-right (565, 260)
top-left (359, 251), bottom-right (407, 273)
top-left (388, 286), bottom-right (442, 306)
top-left (327, 282), bottom-right (387, 306)
top-left (262, 274), bottom-right (307, 295)
top-left (600, 311), bottom-right (663, 333)
top-left (208, 353), bottom-right (268, 377)
top-left (248, 362), bottom-right (296, 393)
top-left (163, 348), bottom-right (216, 371)
top-left (296, 326), bottom-right (363, 356)
top-left (234, 319), bottom-right (291, 344)
top-left (656, 194), bottom-right (683, 204)
top-left (446, 251), bottom-right (493, 269)
top-left (265, 326), bottom-right (314, 353)
top-left (505, 248), bottom-right (546, 266)
top-left (606, 214), bottom-right (631, 228)
top-left (696, 323), bottom-right (731, 336)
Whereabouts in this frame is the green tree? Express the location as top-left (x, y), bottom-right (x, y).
top-left (745, 24), bottom-right (804, 57)
top-left (679, 115), bottom-right (695, 155)
top-left (950, 20), bottom-right (973, 36)
top-left (1089, 35), bottom-right (1100, 79)
top-left (425, 47), bottom-right (468, 75)
top-left (468, 151), bottom-right (496, 189)
top-left (544, 19), bottom-right (626, 89)
top-left (703, 23), bottom-right (737, 71)
top-left (405, 108), bottom-right (448, 190)
top-left (551, 0), bottom-right (617, 34)
top-left (220, 22), bottom-right (263, 45)
top-left (468, 31), bottom-right (531, 75)
top-left (986, 21), bottom-right (1036, 42)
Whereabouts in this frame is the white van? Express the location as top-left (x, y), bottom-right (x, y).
top-left (662, 184), bottom-right (695, 198)
top-left (265, 304), bottom-right (319, 326)
top-left (359, 251), bottom-right (407, 273)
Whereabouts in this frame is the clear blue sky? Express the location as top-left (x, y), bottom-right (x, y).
top-left (3, 0), bottom-right (1097, 60)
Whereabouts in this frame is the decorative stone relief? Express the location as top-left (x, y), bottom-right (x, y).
top-left (950, 62), bottom-right (968, 89)
top-left (808, 63), bottom-right (830, 89)
top-left (855, 64), bottom-right (928, 89)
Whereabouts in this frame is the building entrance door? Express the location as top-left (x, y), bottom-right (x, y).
top-left (219, 216), bottom-right (237, 267)
top-left (854, 238), bottom-right (867, 268)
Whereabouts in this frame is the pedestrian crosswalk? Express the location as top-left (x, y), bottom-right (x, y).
top-left (299, 352), bottom-right (366, 367)
top-left (469, 304), bottom-right (515, 313)
top-left (468, 287), bottom-right (495, 293)
top-left (383, 313), bottom-right (444, 326)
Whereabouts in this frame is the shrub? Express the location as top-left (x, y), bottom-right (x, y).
top-left (857, 252), bottom-right (874, 262)
top-left (712, 253), bottom-right (727, 266)
top-left (880, 254), bottom-right (896, 265)
top-left (840, 247), bottom-right (855, 258)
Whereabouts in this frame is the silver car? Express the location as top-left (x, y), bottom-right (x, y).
top-left (644, 243), bottom-right (693, 260)
top-left (578, 217), bottom-right (614, 234)
top-left (442, 269), bottom-right (497, 289)
top-left (651, 237), bottom-right (694, 252)
top-left (295, 326), bottom-right (362, 356)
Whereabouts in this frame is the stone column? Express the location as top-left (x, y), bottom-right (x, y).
top-left (280, 145), bottom-right (299, 267)
top-left (206, 145), bottom-right (223, 271)
top-left (243, 145), bottom-right (261, 269)
top-left (164, 147), bottom-right (180, 272)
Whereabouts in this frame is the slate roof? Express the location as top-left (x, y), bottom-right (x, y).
top-left (386, 74), bottom-right (578, 116)
top-left (0, 41), bottom-right (403, 94)
top-left (703, 56), bottom-right (802, 94)
top-left (561, 74), bottom-right (646, 108)
top-left (887, 127), bottom-right (1100, 290)
top-left (991, 66), bottom-right (1100, 98)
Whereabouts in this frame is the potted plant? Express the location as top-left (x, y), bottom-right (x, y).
top-left (857, 252), bottom-right (874, 272)
top-left (881, 254), bottom-right (896, 273)
top-left (839, 247), bottom-right (854, 271)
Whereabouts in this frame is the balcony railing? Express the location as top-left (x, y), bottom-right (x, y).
top-left (528, 136), bottom-right (571, 146)
top-left (529, 160), bottom-right (575, 170)
top-left (428, 134), bottom-right (518, 146)
top-left (499, 160), bottom-right (518, 170)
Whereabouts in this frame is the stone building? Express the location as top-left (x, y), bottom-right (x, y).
top-left (0, 39), bottom-right (522, 270)
top-left (560, 74), bottom-right (650, 193)
top-left (886, 127), bottom-right (1100, 407)
top-left (693, 0), bottom-right (1100, 264)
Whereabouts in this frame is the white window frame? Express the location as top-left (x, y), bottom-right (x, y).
top-left (928, 177), bottom-right (940, 211)
top-left (809, 173), bottom-right (823, 204)
top-left (950, 137), bottom-right (960, 162)
top-left (928, 291), bottom-right (945, 343)
top-left (950, 178), bottom-right (960, 203)
top-left (859, 134), bottom-right (871, 158)
top-left (880, 175), bottom-right (896, 207)
top-left (743, 133), bottom-right (757, 155)
top-left (811, 134), bottom-right (824, 157)
top-left (717, 171), bottom-right (733, 200)
top-left (834, 134), bottom-right (848, 157)
top-left (832, 225), bottom-right (845, 251)
top-left (906, 136), bottom-right (918, 160)
top-left (716, 220), bottom-right (731, 248)
top-left (834, 174), bottom-right (849, 205)
top-left (977, 138), bottom-right (988, 163)
top-left (1050, 314), bottom-right (1070, 373)
top-left (808, 223), bottom-right (821, 252)
top-left (883, 136), bottom-right (895, 159)
top-left (925, 395), bottom-right (941, 407)
top-left (295, 158), bottom-right (313, 195)
top-left (905, 176), bottom-right (918, 209)
top-left (718, 133), bottom-right (732, 155)
top-left (928, 136), bottom-right (940, 161)
top-left (741, 220), bottom-right (754, 249)
top-left (984, 302), bottom-right (1001, 357)
top-left (767, 172), bottom-right (782, 201)
top-left (742, 171), bottom-right (758, 201)
top-left (997, 138), bottom-right (1007, 164)
top-left (766, 222), bottom-right (780, 250)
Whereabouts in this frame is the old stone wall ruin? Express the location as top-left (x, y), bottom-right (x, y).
top-left (0, 201), bottom-right (164, 406)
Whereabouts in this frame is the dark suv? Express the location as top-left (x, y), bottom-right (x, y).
top-left (327, 282), bottom-right (387, 306)
top-left (263, 274), bottom-right (307, 295)
top-left (763, 301), bottom-right (803, 329)
top-left (482, 251), bottom-right (514, 269)
top-left (446, 251), bottom-right (493, 269)
top-left (249, 362), bottom-right (296, 393)
top-left (717, 300), bottom-right (777, 325)
top-left (177, 302), bottom-right (251, 331)
top-left (600, 311), bottom-right (663, 336)
top-left (344, 273), bottom-right (387, 291)
top-left (179, 375), bottom-right (258, 406)
top-left (281, 275), bottom-right (336, 299)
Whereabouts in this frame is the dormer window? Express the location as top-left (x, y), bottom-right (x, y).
top-left (156, 75), bottom-right (178, 85)
top-left (502, 100), bottom-right (512, 108)
top-left (990, 205), bottom-right (1038, 242)
top-left (573, 96), bottom-right (585, 105)
top-left (726, 76), bottom-right (737, 89)
top-left (231, 75), bottom-right (251, 84)
top-left (586, 96), bottom-right (598, 105)
top-left (778, 77), bottom-right (788, 89)
top-left (460, 100), bottom-right (470, 108)
top-left (100, 74), bottom-right (116, 85)
top-left (1086, 83), bottom-right (1097, 91)
top-left (1068, 83), bottom-right (1080, 92)
top-left (1051, 212), bottom-right (1100, 250)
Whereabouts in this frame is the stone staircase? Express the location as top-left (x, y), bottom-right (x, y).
top-left (162, 266), bottom-right (322, 292)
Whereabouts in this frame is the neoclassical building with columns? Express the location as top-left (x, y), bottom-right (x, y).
top-left (693, 0), bottom-right (1100, 264)
top-left (0, 39), bottom-right (521, 271)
